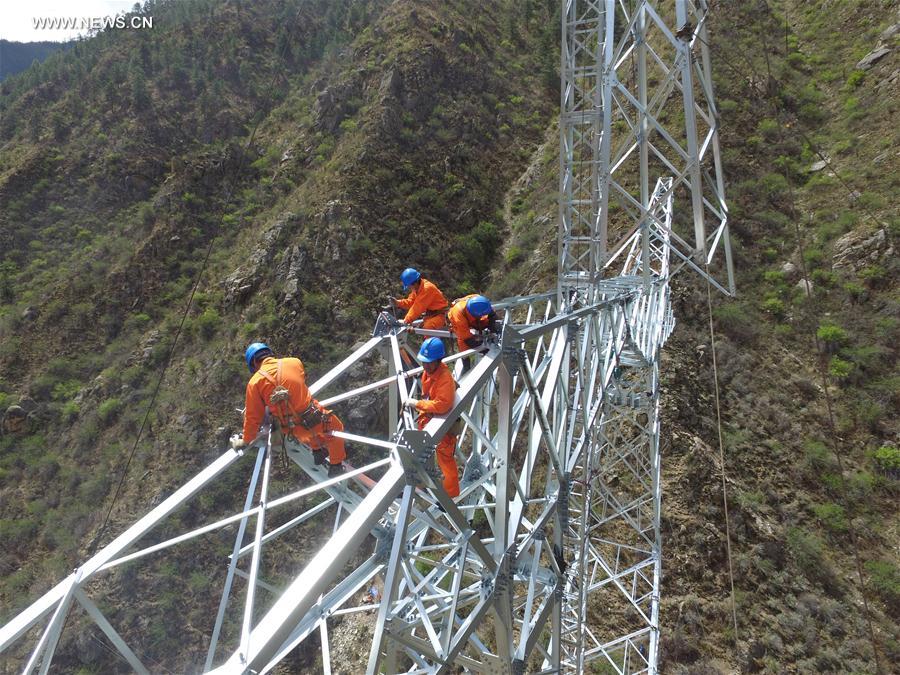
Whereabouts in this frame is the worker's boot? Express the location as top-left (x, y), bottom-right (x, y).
top-left (312, 448), bottom-right (327, 466)
top-left (328, 462), bottom-right (345, 478)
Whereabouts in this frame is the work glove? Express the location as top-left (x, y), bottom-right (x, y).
top-left (403, 399), bottom-right (419, 410)
top-left (230, 434), bottom-right (247, 450)
top-left (463, 336), bottom-right (483, 349)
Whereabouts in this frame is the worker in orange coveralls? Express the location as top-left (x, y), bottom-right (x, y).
top-left (403, 337), bottom-right (460, 497)
top-left (446, 294), bottom-right (499, 353)
top-left (388, 267), bottom-right (449, 329)
top-left (234, 343), bottom-right (346, 477)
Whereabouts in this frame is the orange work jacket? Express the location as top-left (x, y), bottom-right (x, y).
top-left (243, 356), bottom-right (312, 443)
top-left (396, 278), bottom-right (448, 325)
top-left (447, 294), bottom-right (492, 351)
top-left (415, 362), bottom-right (456, 418)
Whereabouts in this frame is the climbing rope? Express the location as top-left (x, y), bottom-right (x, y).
top-left (703, 267), bottom-right (740, 649)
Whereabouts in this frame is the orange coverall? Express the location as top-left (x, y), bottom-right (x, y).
top-left (243, 356), bottom-right (346, 465)
top-left (396, 278), bottom-right (448, 329)
top-left (447, 294), bottom-right (493, 352)
top-left (415, 362), bottom-right (460, 497)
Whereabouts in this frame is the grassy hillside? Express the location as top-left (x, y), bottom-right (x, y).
top-left (0, 0), bottom-right (557, 670)
top-left (0, 0), bottom-right (896, 672)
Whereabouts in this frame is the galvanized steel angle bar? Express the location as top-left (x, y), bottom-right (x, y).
top-left (73, 588), bottom-right (150, 675)
top-left (206, 443), bottom-right (267, 670)
top-left (264, 557), bottom-right (385, 672)
top-left (1, 448), bottom-right (244, 653)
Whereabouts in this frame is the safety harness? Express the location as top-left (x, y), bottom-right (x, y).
top-left (256, 359), bottom-right (328, 431)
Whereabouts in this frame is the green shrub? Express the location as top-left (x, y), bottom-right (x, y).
top-left (802, 247), bottom-right (824, 268)
top-left (786, 527), bottom-right (837, 590)
top-left (760, 172), bottom-right (789, 195)
top-left (138, 203), bottom-right (155, 226)
top-left (844, 345), bottom-right (887, 372)
top-left (196, 307), bottom-right (221, 340)
top-left (845, 70), bottom-right (865, 88)
top-left (865, 560), bottom-right (900, 611)
top-left (98, 397), bottom-right (122, 424)
top-left (51, 380), bottom-right (81, 401)
top-left (712, 302), bottom-right (759, 343)
top-left (408, 187), bottom-right (438, 206)
top-left (811, 502), bottom-right (848, 533)
top-left (816, 322), bottom-right (848, 351)
top-left (803, 439), bottom-right (836, 473)
top-left (811, 269), bottom-right (835, 287)
top-left (121, 365), bottom-right (145, 387)
top-left (124, 312), bottom-right (151, 332)
top-left (302, 291), bottom-right (331, 321)
top-left (846, 471), bottom-right (876, 504)
top-left (859, 265), bottom-right (886, 287)
top-left (452, 221), bottom-right (501, 281)
top-left (61, 400), bottom-right (80, 421)
top-left (828, 356), bottom-right (854, 380)
top-left (0, 517), bottom-right (39, 549)
top-left (315, 137), bottom-right (335, 156)
top-left (873, 445), bottom-right (899, 473)
top-left (763, 270), bottom-right (786, 285)
top-left (762, 297), bottom-right (786, 319)
top-left (757, 118), bottom-right (780, 139)
top-left (857, 192), bottom-right (885, 210)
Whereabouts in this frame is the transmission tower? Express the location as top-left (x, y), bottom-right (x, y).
top-left (1, 2), bottom-right (732, 673)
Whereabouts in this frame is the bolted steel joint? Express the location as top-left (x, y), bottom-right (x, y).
top-left (374, 525), bottom-right (395, 563)
top-left (501, 344), bottom-right (527, 370)
top-left (481, 574), bottom-right (494, 599)
top-left (494, 568), bottom-right (509, 595)
top-left (558, 474), bottom-right (570, 525)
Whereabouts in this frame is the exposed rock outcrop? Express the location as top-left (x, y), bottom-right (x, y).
top-left (832, 228), bottom-right (891, 270)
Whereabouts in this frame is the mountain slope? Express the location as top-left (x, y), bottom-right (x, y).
top-left (1, 0), bottom-right (897, 672)
top-left (0, 0), bottom-right (558, 670)
top-left (0, 41), bottom-right (72, 81)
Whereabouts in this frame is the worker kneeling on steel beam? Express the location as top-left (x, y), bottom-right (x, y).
top-left (236, 343), bottom-right (346, 477)
top-left (386, 267), bottom-right (449, 329)
top-left (404, 338), bottom-right (460, 498)
top-left (447, 294), bottom-right (500, 354)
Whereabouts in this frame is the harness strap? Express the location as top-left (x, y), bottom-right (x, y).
top-left (257, 360), bottom-right (305, 429)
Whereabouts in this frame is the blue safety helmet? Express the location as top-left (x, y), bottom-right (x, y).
top-left (466, 295), bottom-right (493, 318)
top-left (417, 337), bottom-right (446, 363)
top-left (245, 342), bottom-right (272, 373)
top-left (400, 267), bottom-right (421, 291)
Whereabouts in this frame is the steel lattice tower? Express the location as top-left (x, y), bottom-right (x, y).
top-left (1, 2), bottom-right (732, 673)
